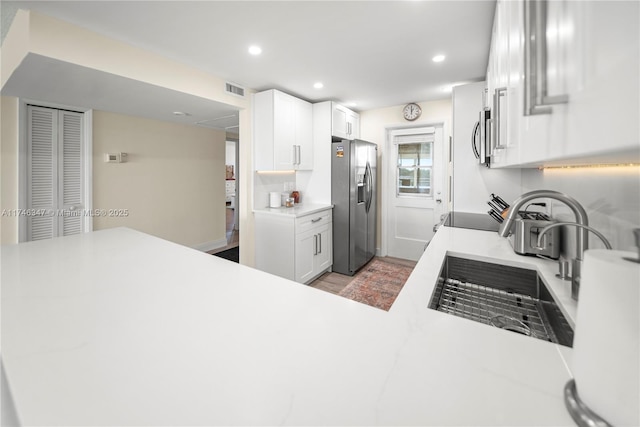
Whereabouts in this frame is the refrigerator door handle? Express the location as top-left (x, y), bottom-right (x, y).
top-left (364, 162), bottom-right (373, 213)
top-left (368, 164), bottom-right (373, 212)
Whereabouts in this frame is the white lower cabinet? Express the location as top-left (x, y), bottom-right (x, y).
top-left (255, 208), bottom-right (332, 284)
top-left (294, 225), bottom-right (331, 283)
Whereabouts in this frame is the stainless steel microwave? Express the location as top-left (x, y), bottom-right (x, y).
top-left (472, 108), bottom-right (491, 166)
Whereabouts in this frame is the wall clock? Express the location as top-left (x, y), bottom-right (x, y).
top-left (403, 103), bottom-right (422, 121)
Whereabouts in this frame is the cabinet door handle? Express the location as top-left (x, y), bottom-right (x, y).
top-left (493, 87), bottom-right (507, 149)
top-left (311, 217), bottom-right (323, 223)
top-left (313, 234), bottom-right (318, 255)
top-left (524, 0), bottom-right (569, 116)
top-left (292, 145), bottom-right (297, 165)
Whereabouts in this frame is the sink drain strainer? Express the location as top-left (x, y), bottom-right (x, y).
top-left (433, 278), bottom-right (556, 342)
top-left (490, 315), bottom-right (531, 336)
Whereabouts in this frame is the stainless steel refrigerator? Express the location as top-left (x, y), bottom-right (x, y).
top-left (331, 139), bottom-right (377, 276)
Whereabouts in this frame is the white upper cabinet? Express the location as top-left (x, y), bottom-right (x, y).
top-left (487, 0), bottom-right (518, 167)
top-left (488, 0), bottom-right (639, 168)
top-left (331, 103), bottom-right (360, 140)
top-left (560, 1), bottom-right (639, 164)
top-left (253, 89), bottom-right (313, 171)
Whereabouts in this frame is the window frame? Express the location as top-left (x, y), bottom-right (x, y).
top-left (395, 140), bottom-right (434, 197)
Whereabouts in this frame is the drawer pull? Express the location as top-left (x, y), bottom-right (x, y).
top-left (311, 217), bottom-right (323, 223)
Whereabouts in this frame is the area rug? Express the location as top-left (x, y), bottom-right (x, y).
top-left (212, 247), bottom-right (239, 263)
top-left (338, 258), bottom-right (413, 311)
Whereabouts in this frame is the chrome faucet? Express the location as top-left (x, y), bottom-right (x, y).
top-left (498, 190), bottom-right (590, 300)
top-left (536, 222), bottom-right (612, 251)
top-left (536, 222), bottom-right (613, 298)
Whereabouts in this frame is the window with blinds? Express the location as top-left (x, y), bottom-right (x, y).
top-left (395, 133), bottom-right (434, 196)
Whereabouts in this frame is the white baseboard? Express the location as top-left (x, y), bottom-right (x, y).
top-left (192, 238), bottom-right (227, 252)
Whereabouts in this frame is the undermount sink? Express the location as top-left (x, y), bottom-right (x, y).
top-left (428, 255), bottom-right (574, 347)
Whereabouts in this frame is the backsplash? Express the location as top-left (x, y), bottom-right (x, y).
top-left (253, 172), bottom-right (296, 209)
top-left (520, 167), bottom-right (640, 256)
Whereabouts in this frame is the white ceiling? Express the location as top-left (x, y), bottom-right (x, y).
top-left (1, 1), bottom-right (496, 130)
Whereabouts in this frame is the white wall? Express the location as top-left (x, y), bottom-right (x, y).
top-left (225, 140), bottom-right (236, 166)
top-left (253, 172), bottom-right (296, 209)
top-left (92, 110), bottom-right (227, 250)
top-left (359, 99), bottom-right (452, 249)
top-left (521, 167), bottom-right (640, 255)
top-left (1, 10), bottom-right (257, 265)
top-left (0, 96), bottom-right (19, 244)
top-left (1, 102), bottom-right (227, 248)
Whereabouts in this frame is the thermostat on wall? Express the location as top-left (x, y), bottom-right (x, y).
top-left (104, 153), bottom-right (127, 163)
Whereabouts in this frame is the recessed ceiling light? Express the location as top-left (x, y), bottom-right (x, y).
top-left (248, 45), bottom-right (262, 55)
top-left (349, 102), bottom-right (357, 107)
top-left (313, 82), bottom-right (324, 89)
top-left (173, 111), bottom-right (191, 116)
top-left (432, 54), bottom-right (446, 63)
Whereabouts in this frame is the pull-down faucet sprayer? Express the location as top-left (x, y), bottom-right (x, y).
top-left (498, 190), bottom-right (589, 300)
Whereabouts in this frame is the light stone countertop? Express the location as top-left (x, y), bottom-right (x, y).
top-left (1, 226), bottom-right (576, 426)
top-left (253, 203), bottom-right (333, 218)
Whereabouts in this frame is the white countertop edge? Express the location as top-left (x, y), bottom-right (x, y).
top-left (253, 203), bottom-right (333, 217)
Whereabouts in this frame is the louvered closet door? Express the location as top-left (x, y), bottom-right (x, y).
top-left (27, 106), bottom-right (84, 241)
top-left (58, 111), bottom-right (84, 236)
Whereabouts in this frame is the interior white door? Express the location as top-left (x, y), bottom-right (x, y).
top-left (26, 105), bottom-right (85, 241)
top-left (386, 126), bottom-right (445, 261)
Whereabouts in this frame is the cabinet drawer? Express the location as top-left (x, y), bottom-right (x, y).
top-left (295, 210), bottom-right (332, 234)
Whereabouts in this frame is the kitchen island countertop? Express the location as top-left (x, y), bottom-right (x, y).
top-left (1, 226), bottom-right (576, 426)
